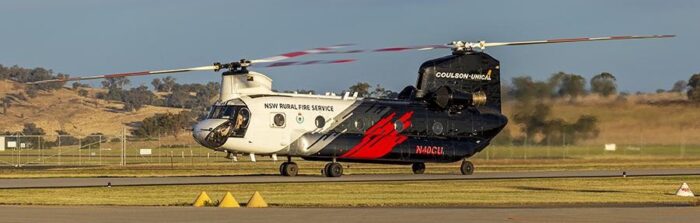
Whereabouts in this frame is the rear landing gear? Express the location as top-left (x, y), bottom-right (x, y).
top-left (460, 160), bottom-right (474, 175)
top-left (323, 162), bottom-right (343, 177)
top-left (412, 162), bottom-right (425, 174)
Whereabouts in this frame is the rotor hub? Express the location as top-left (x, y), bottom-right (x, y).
top-left (214, 59), bottom-right (252, 73)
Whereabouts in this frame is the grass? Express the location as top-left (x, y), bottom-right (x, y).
top-left (0, 176), bottom-right (698, 207)
top-left (0, 144), bottom-right (699, 178)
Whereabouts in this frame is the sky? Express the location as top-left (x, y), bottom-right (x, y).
top-left (0, 0), bottom-right (697, 93)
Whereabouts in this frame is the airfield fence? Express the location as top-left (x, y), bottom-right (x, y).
top-left (0, 133), bottom-right (698, 168)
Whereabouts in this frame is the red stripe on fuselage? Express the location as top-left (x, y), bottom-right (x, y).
top-left (340, 111), bottom-right (414, 159)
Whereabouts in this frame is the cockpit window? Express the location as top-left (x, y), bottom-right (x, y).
top-left (207, 105), bottom-right (250, 138)
top-left (207, 106), bottom-right (237, 119)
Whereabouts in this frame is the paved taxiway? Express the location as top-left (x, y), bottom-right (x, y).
top-left (0, 168), bottom-right (698, 189)
top-left (1, 206), bottom-right (698, 223)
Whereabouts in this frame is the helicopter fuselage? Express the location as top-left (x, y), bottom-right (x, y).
top-left (193, 91), bottom-right (507, 164)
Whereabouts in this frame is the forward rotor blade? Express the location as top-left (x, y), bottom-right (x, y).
top-left (251, 43), bottom-right (354, 63)
top-left (480, 34), bottom-right (675, 49)
top-left (253, 59), bottom-right (357, 68)
top-left (26, 65), bottom-right (217, 84)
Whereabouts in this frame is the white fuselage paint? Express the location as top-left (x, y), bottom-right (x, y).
top-left (218, 95), bottom-right (358, 155)
top-left (193, 71), bottom-right (360, 155)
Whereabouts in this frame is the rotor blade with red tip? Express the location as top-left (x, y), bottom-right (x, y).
top-left (254, 59), bottom-right (357, 68)
top-left (320, 44), bottom-right (451, 54)
top-left (251, 43), bottom-right (354, 63)
top-left (26, 65), bottom-right (218, 84)
top-left (25, 43), bottom-right (356, 85)
top-left (482, 34), bottom-right (675, 48)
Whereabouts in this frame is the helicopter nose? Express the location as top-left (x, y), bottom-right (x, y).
top-left (193, 119), bottom-right (232, 149)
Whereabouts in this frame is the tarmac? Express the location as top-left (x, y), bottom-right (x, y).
top-left (1, 205), bottom-right (698, 223)
top-left (0, 168), bottom-right (698, 189)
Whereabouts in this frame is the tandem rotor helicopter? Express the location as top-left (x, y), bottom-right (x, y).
top-left (30, 34), bottom-right (673, 177)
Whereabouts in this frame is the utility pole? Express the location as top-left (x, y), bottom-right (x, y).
top-left (121, 127), bottom-right (126, 166)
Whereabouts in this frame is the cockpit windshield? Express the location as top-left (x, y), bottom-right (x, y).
top-left (207, 105), bottom-right (250, 137)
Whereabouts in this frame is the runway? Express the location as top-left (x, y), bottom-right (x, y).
top-left (1, 205), bottom-right (698, 223)
top-left (0, 168), bottom-right (698, 189)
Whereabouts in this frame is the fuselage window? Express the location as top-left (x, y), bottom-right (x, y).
top-left (354, 119), bottom-right (364, 132)
top-left (432, 121), bottom-right (444, 135)
top-left (273, 113), bottom-right (286, 127)
top-left (394, 120), bottom-right (404, 132)
top-left (315, 116), bottom-right (326, 128)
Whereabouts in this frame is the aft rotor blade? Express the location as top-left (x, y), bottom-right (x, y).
top-left (25, 65), bottom-right (218, 84)
top-left (481, 34), bottom-right (676, 49)
top-left (320, 44), bottom-right (451, 54)
top-left (251, 43), bottom-right (355, 63)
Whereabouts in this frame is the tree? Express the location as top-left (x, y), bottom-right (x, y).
top-left (151, 78), bottom-right (162, 91)
top-left (348, 82), bottom-right (370, 97)
top-left (123, 86), bottom-right (157, 112)
top-left (512, 100), bottom-right (599, 146)
top-left (549, 72), bottom-right (586, 99)
top-left (510, 76), bottom-right (552, 103)
top-left (165, 88), bottom-right (191, 108)
top-left (162, 76), bottom-right (177, 92)
top-left (78, 89), bottom-right (88, 97)
top-left (131, 112), bottom-right (196, 138)
top-left (513, 103), bottom-right (551, 145)
top-left (590, 72), bottom-right (617, 97)
top-left (670, 80), bottom-right (687, 93)
top-left (101, 77), bottom-right (130, 90)
top-left (369, 84), bottom-right (397, 98)
top-left (688, 73), bottom-right (700, 102)
top-left (22, 123), bottom-right (45, 135)
top-left (72, 82), bottom-right (89, 90)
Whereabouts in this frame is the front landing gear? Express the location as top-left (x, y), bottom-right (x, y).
top-left (323, 162), bottom-right (343, 177)
top-left (280, 162), bottom-right (298, 176)
top-left (460, 160), bottom-right (474, 175)
top-left (280, 156), bottom-right (298, 176)
top-left (412, 162), bottom-right (425, 174)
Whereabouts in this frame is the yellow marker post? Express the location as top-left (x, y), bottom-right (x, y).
top-left (246, 191), bottom-right (268, 208)
top-left (192, 191), bottom-right (212, 207)
top-left (218, 192), bottom-right (241, 208)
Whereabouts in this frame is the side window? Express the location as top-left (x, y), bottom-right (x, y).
top-left (231, 108), bottom-right (250, 137)
top-left (271, 113), bottom-right (286, 128)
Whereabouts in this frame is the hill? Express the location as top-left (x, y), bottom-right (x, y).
top-left (0, 80), bottom-right (185, 136)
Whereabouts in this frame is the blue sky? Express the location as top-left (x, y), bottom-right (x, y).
top-left (0, 0), bottom-right (697, 93)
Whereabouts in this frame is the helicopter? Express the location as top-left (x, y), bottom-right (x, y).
top-left (29, 34), bottom-right (674, 177)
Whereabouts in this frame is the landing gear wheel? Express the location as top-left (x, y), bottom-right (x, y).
top-left (321, 162), bottom-right (331, 175)
top-left (280, 162), bottom-right (298, 177)
top-left (280, 162), bottom-right (287, 176)
top-left (324, 162), bottom-right (343, 177)
top-left (412, 162), bottom-right (426, 174)
top-left (460, 160), bottom-right (474, 175)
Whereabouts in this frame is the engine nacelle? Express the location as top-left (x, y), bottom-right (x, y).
top-left (416, 52), bottom-right (501, 113)
top-left (430, 86), bottom-right (487, 110)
